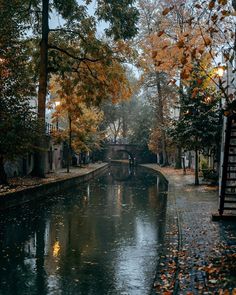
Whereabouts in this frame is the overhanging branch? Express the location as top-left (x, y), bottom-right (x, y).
top-left (48, 44), bottom-right (103, 63)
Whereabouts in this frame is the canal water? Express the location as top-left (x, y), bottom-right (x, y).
top-left (0, 164), bottom-right (168, 295)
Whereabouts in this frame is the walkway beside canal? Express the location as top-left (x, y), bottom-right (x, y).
top-left (0, 163), bottom-right (108, 209)
top-left (143, 164), bottom-right (236, 294)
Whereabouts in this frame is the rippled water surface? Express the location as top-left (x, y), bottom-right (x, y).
top-left (0, 164), bottom-right (168, 295)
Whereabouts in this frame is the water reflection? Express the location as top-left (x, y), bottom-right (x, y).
top-left (0, 164), bottom-right (168, 295)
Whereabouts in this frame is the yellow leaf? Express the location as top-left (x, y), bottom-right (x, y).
top-left (218, 0), bottom-right (227, 5)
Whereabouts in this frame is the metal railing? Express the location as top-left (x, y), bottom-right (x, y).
top-left (45, 123), bottom-right (64, 135)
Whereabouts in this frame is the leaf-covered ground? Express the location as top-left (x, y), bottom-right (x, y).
top-left (0, 163), bottom-right (106, 195)
top-left (143, 165), bottom-right (236, 295)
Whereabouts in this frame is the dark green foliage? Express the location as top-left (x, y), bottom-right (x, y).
top-left (168, 69), bottom-right (222, 185)
top-left (96, 0), bottom-right (139, 40)
top-left (0, 0), bottom-right (39, 182)
top-left (53, 0), bottom-right (78, 18)
top-left (169, 71), bottom-right (222, 155)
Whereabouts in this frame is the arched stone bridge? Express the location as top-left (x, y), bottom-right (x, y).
top-left (104, 143), bottom-right (143, 164)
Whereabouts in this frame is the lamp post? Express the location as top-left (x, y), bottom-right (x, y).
top-left (215, 66), bottom-right (225, 178)
top-left (216, 66), bottom-right (225, 108)
top-left (55, 100), bottom-right (60, 130)
top-left (216, 67), bottom-right (224, 79)
top-left (67, 113), bottom-right (72, 173)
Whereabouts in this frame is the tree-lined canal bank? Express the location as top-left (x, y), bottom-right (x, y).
top-left (0, 163), bottom-right (108, 210)
top-left (0, 164), bottom-right (168, 295)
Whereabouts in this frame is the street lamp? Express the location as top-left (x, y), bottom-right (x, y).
top-left (67, 113), bottom-right (72, 173)
top-left (215, 66), bottom-right (225, 109)
top-left (55, 100), bottom-right (60, 130)
top-left (216, 66), bottom-right (224, 78)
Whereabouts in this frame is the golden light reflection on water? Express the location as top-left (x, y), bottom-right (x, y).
top-left (53, 241), bottom-right (60, 257)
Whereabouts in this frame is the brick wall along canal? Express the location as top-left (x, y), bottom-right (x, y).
top-left (0, 164), bottom-right (168, 295)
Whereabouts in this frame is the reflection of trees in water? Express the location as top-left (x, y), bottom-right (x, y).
top-left (0, 164), bottom-right (168, 295)
top-left (0, 205), bottom-right (48, 295)
top-left (0, 189), bottom-right (117, 294)
top-left (108, 163), bottom-right (135, 181)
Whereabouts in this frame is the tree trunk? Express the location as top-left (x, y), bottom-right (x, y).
top-left (195, 148), bottom-right (199, 185)
top-left (32, 0), bottom-right (49, 177)
top-left (161, 131), bottom-right (169, 166)
top-left (175, 146), bottom-right (182, 169)
top-left (175, 79), bottom-right (184, 169)
top-left (38, 0), bottom-right (49, 122)
top-left (67, 115), bottom-right (72, 173)
top-left (0, 156), bottom-right (8, 185)
top-left (156, 72), bottom-right (169, 166)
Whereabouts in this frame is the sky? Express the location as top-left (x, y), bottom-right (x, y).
top-left (49, 1), bottom-right (107, 33)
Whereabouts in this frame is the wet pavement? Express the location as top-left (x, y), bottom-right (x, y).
top-left (143, 165), bottom-right (236, 294)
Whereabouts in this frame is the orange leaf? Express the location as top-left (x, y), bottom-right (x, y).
top-left (176, 39), bottom-right (185, 48)
top-left (208, 1), bottom-right (215, 9)
top-left (158, 30), bottom-right (165, 37)
top-left (187, 17), bottom-right (194, 25)
top-left (162, 7), bottom-right (173, 15)
top-left (152, 50), bottom-right (157, 58)
top-left (155, 61), bottom-right (163, 66)
top-left (223, 52), bottom-right (230, 61)
top-left (192, 88), bottom-right (199, 98)
top-left (204, 37), bottom-right (212, 46)
top-left (197, 79), bottom-right (203, 85)
top-left (181, 56), bottom-right (188, 65)
top-left (198, 48), bottom-right (204, 55)
top-left (180, 69), bottom-right (190, 80)
top-left (191, 48), bottom-right (197, 59)
top-left (222, 10), bottom-right (230, 16)
top-left (211, 14), bottom-right (218, 21)
top-left (218, 0), bottom-right (227, 5)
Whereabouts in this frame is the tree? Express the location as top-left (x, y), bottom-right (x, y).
top-left (154, 0), bottom-right (235, 100)
top-left (136, 0), bottom-right (180, 165)
top-left (0, 0), bottom-right (38, 184)
top-left (52, 100), bottom-right (104, 167)
top-left (101, 101), bottom-right (124, 143)
top-left (49, 57), bottom-right (132, 166)
top-left (19, 0), bottom-right (139, 176)
top-left (168, 65), bottom-right (222, 185)
top-left (137, 0), bottom-right (235, 169)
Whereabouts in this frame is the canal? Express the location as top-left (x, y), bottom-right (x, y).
top-left (0, 164), bottom-right (168, 295)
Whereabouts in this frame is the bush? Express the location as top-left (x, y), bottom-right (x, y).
top-left (202, 168), bottom-right (218, 184)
